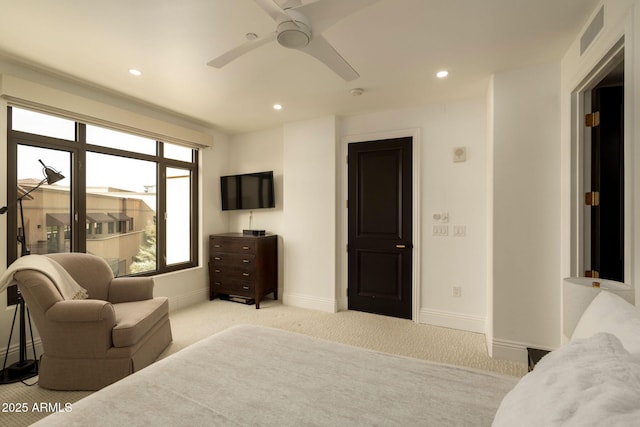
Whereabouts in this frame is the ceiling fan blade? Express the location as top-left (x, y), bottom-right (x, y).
top-left (299, 34), bottom-right (359, 81)
top-left (207, 32), bottom-right (277, 68)
top-left (297, 0), bottom-right (381, 34)
top-left (253, 0), bottom-right (289, 21)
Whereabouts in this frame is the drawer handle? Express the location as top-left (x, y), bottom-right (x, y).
top-left (214, 269), bottom-right (221, 273)
top-left (214, 257), bottom-right (221, 261)
top-left (214, 244), bottom-right (221, 248)
top-left (214, 282), bottom-right (221, 286)
top-left (242, 246), bottom-right (250, 250)
top-left (242, 286), bottom-right (250, 290)
top-left (243, 259), bottom-right (250, 263)
top-left (242, 273), bottom-right (250, 277)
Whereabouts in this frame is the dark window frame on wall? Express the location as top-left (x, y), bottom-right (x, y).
top-left (6, 106), bottom-right (199, 281)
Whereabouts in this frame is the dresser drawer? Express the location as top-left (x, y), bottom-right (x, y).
top-left (211, 279), bottom-right (254, 295)
top-left (210, 237), bottom-right (256, 253)
top-left (210, 252), bottom-right (255, 268)
top-left (211, 266), bottom-right (254, 283)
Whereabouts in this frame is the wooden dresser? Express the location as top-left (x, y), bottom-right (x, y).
top-left (208, 233), bottom-right (278, 309)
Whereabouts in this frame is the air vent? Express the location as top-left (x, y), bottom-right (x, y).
top-left (581, 6), bottom-right (604, 55)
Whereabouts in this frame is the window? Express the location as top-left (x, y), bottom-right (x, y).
top-left (166, 167), bottom-right (192, 265)
top-left (7, 107), bottom-right (198, 276)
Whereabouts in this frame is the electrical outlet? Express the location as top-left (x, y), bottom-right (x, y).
top-left (452, 286), bottom-right (462, 297)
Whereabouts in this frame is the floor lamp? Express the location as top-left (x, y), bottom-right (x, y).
top-left (0, 159), bottom-right (65, 384)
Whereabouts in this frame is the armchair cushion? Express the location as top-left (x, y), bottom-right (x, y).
top-left (112, 297), bottom-right (169, 347)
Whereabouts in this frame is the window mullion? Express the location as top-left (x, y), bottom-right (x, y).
top-left (157, 162), bottom-right (167, 272)
top-left (74, 123), bottom-right (87, 253)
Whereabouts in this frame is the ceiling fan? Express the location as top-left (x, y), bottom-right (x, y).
top-left (207, 0), bottom-right (379, 82)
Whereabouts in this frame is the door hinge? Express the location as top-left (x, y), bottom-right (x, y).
top-left (585, 111), bottom-right (600, 127)
top-left (585, 270), bottom-right (600, 278)
top-left (585, 191), bottom-right (600, 206)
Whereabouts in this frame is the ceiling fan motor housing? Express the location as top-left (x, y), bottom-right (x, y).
top-left (277, 10), bottom-right (311, 48)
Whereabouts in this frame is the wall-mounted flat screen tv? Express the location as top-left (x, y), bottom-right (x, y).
top-left (220, 171), bottom-right (275, 211)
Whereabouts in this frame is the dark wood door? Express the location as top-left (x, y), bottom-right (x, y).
top-left (348, 137), bottom-right (412, 319)
top-left (590, 85), bottom-right (624, 281)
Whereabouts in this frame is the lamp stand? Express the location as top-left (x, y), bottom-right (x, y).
top-left (0, 199), bottom-right (38, 384)
top-left (0, 159), bottom-right (62, 384)
top-left (0, 296), bottom-right (38, 384)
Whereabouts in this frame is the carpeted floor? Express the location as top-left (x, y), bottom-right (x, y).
top-left (0, 299), bottom-right (527, 426)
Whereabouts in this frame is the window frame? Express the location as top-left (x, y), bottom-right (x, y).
top-left (6, 106), bottom-right (199, 276)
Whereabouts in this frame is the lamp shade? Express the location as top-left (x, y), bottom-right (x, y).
top-left (0, 160), bottom-right (65, 216)
top-left (38, 159), bottom-right (65, 184)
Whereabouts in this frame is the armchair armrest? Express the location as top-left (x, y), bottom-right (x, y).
top-left (47, 300), bottom-right (116, 324)
top-left (45, 300), bottom-right (117, 357)
top-left (108, 277), bottom-right (154, 303)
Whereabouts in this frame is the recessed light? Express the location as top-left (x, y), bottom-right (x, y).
top-left (436, 70), bottom-right (449, 79)
top-left (129, 69), bottom-right (142, 76)
top-left (273, 104), bottom-right (283, 110)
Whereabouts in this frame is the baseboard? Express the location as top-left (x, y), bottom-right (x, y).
top-left (0, 338), bottom-right (43, 367)
top-left (490, 338), bottom-right (528, 363)
top-left (167, 288), bottom-right (209, 312)
top-left (419, 308), bottom-right (485, 333)
top-left (283, 292), bottom-right (337, 313)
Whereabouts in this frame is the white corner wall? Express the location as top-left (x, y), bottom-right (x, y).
top-left (281, 116), bottom-right (338, 312)
top-left (225, 127), bottom-right (284, 235)
top-left (491, 62), bottom-right (562, 359)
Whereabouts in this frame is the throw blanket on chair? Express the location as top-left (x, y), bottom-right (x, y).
top-left (0, 255), bottom-right (88, 300)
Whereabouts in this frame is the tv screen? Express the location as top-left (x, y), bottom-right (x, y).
top-left (220, 171), bottom-right (275, 211)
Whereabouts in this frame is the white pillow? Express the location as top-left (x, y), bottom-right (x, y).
top-left (571, 290), bottom-right (640, 355)
top-left (493, 333), bottom-right (640, 427)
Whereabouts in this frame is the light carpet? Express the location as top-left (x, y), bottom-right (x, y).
top-left (0, 299), bottom-right (526, 426)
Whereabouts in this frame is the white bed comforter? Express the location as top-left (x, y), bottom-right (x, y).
top-left (35, 324), bottom-right (518, 426)
top-left (493, 332), bottom-right (640, 426)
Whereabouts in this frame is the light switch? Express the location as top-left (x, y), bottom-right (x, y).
top-left (433, 225), bottom-right (449, 236)
top-left (453, 225), bottom-right (466, 237)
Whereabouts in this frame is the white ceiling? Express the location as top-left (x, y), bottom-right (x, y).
top-left (0, 0), bottom-right (599, 135)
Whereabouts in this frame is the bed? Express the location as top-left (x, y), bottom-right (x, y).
top-left (33, 324), bottom-right (517, 426)
top-left (34, 290), bottom-right (640, 426)
top-left (493, 290), bottom-right (640, 426)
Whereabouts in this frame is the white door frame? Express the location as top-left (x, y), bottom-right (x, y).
top-left (339, 128), bottom-right (421, 321)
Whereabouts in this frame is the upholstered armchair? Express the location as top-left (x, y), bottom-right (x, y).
top-left (13, 252), bottom-right (172, 390)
